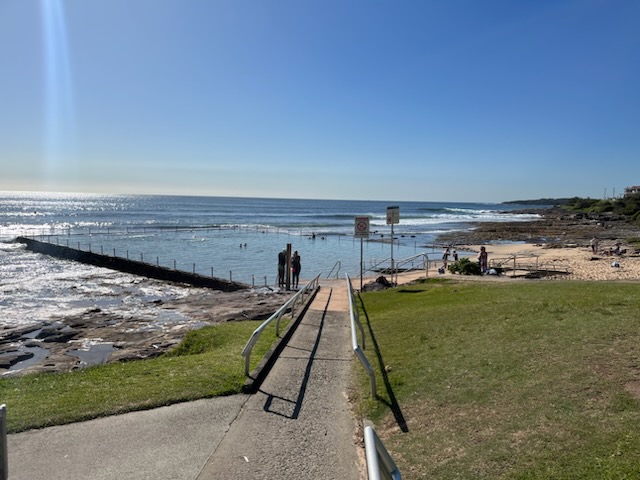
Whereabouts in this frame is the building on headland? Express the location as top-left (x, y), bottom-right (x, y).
top-left (624, 186), bottom-right (640, 197)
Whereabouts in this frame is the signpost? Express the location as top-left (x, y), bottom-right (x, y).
top-left (386, 206), bottom-right (400, 283)
top-left (354, 216), bottom-right (370, 289)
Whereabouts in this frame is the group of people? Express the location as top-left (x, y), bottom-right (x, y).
top-left (277, 248), bottom-right (301, 288)
top-left (442, 245), bottom-right (489, 274)
top-left (441, 246), bottom-right (459, 268)
top-left (591, 237), bottom-right (626, 257)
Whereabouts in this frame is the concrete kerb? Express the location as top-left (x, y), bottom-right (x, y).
top-left (242, 286), bottom-right (320, 394)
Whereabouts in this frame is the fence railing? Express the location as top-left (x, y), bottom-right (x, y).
top-left (17, 234), bottom-right (278, 287)
top-left (327, 260), bottom-right (341, 279)
top-left (1, 404), bottom-right (7, 480)
top-left (363, 253), bottom-right (430, 283)
top-left (490, 253), bottom-right (572, 277)
top-left (346, 274), bottom-right (376, 398)
top-left (242, 274), bottom-right (321, 376)
top-left (364, 425), bottom-right (401, 480)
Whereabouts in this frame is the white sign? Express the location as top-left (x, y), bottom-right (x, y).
top-left (354, 216), bottom-right (370, 239)
top-left (386, 206), bottom-right (400, 225)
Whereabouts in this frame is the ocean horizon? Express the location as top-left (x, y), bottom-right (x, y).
top-left (1, 191), bottom-right (543, 330)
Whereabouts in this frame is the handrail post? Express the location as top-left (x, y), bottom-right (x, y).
top-left (364, 425), bottom-right (401, 480)
top-left (346, 274), bottom-right (376, 397)
top-left (1, 404), bottom-right (7, 480)
top-left (242, 274), bottom-right (320, 376)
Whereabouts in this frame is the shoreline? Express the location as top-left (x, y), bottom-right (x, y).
top-left (1, 284), bottom-right (295, 377)
top-left (5, 208), bottom-right (640, 377)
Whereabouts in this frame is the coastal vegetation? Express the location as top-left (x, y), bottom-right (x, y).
top-left (564, 194), bottom-right (640, 225)
top-left (0, 319), bottom-right (287, 433)
top-left (352, 279), bottom-right (640, 479)
top-left (447, 257), bottom-right (481, 275)
top-left (503, 194), bottom-right (640, 225)
top-left (502, 198), bottom-right (572, 206)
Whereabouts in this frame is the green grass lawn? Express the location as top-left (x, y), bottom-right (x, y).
top-left (0, 319), bottom-right (287, 433)
top-left (352, 279), bottom-right (640, 479)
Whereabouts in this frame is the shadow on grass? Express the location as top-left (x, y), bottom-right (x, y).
top-left (358, 292), bottom-right (409, 433)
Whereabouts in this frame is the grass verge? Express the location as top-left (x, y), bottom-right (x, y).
top-left (352, 279), bottom-right (640, 479)
top-left (1, 319), bottom-right (288, 433)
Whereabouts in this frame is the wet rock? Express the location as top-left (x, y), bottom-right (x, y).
top-left (0, 351), bottom-right (34, 369)
top-left (37, 327), bottom-right (79, 343)
top-left (2, 284), bottom-right (295, 376)
top-left (436, 207), bottom-right (640, 246)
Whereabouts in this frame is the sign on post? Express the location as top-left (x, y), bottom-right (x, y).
top-left (386, 206), bottom-right (399, 225)
top-left (354, 216), bottom-right (370, 239)
top-left (355, 216), bottom-right (370, 290)
top-left (386, 206), bottom-right (400, 284)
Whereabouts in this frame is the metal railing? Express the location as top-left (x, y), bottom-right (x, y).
top-left (364, 425), bottom-right (401, 480)
top-left (31, 235), bottom-right (264, 285)
top-left (327, 260), bottom-right (341, 279)
top-left (490, 253), bottom-right (571, 277)
top-left (1, 404), bottom-right (7, 480)
top-left (364, 253), bottom-right (429, 283)
top-left (242, 274), bottom-right (321, 375)
top-left (346, 274), bottom-right (376, 398)
top-left (12, 228), bottom-right (313, 287)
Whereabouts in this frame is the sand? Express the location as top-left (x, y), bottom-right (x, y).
top-left (425, 241), bottom-right (640, 282)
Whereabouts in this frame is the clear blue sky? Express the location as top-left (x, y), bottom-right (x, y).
top-left (1, 0), bottom-right (638, 202)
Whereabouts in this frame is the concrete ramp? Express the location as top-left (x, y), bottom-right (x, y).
top-left (197, 281), bottom-right (361, 479)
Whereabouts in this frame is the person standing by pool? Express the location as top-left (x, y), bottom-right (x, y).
top-left (478, 246), bottom-right (488, 274)
top-left (291, 250), bottom-right (301, 288)
top-left (442, 246), bottom-right (450, 268)
top-left (277, 248), bottom-right (286, 287)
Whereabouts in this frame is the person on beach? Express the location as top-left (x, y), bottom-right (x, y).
top-left (478, 246), bottom-right (488, 274)
top-left (291, 250), bottom-right (301, 288)
top-left (453, 249), bottom-right (459, 262)
top-left (442, 246), bottom-right (450, 268)
top-left (277, 248), bottom-right (286, 287)
top-left (590, 237), bottom-right (599, 254)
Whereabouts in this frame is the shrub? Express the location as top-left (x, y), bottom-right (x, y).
top-left (448, 257), bottom-right (481, 275)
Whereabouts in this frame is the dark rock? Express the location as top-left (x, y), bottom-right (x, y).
top-left (0, 351), bottom-right (34, 369)
top-left (362, 276), bottom-right (396, 292)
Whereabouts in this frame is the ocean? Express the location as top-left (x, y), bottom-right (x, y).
top-left (1, 192), bottom-right (541, 330)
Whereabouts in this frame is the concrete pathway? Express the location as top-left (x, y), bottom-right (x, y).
top-left (197, 280), bottom-right (361, 479)
top-left (7, 279), bottom-right (364, 480)
top-left (7, 396), bottom-right (248, 480)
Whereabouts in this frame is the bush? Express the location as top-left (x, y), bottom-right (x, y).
top-left (448, 257), bottom-right (481, 275)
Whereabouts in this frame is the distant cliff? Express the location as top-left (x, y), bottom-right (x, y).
top-left (502, 198), bottom-right (571, 206)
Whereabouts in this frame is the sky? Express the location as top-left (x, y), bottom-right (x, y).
top-left (0, 0), bottom-right (639, 202)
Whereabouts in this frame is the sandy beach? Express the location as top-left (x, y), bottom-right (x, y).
top-left (423, 241), bottom-right (640, 282)
top-left (425, 206), bottom-right (640, 282)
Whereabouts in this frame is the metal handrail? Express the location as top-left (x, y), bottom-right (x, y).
top-left (395, 252), bottom-right (429, 277)
top-left (364, 253), bottom-right (429, 283)
top-left (346, 274), bottom-right (376, 398)
top-left (327, 260), bottom-right (341, 279)
top-left (1, 404), bottom-right (7, 480)
top-left (241, 274), bottom-right (320, 376)
top-left (364, 425), bottom-right (401, 480)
